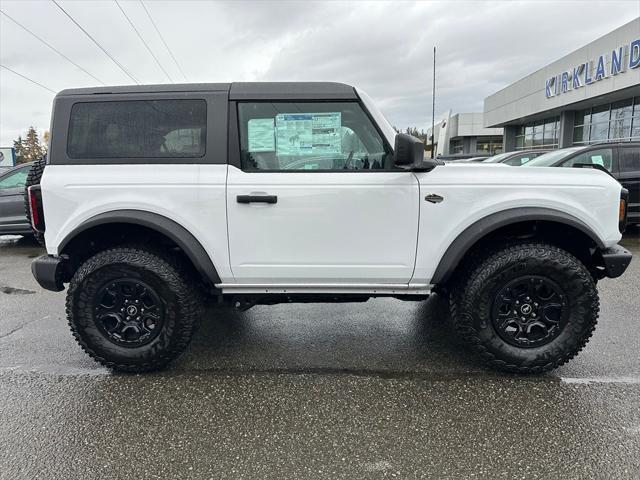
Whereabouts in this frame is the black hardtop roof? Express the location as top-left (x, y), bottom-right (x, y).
top-left (56, 82), bottom-right (358, 100)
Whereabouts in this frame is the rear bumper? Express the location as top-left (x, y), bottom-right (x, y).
top-left (31, 255), bottom-right (68, 291)
top-left (598, 244), bottom-right (632, 279)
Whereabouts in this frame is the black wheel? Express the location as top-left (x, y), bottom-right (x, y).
top-left (450, 242), bottom-right (599, 373)
top-left (67, 246), bottom-right (204, 372)
top-left (23, 155), bottom-right (46, 246)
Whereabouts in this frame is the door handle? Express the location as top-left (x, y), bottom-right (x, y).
top-left (236, 194), bottom-right (278, 204)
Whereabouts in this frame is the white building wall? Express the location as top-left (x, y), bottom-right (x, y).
top-left (484, 18), bottom-right (640, 127)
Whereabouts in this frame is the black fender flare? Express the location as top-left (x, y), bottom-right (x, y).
top-left (59, 209), bottom-right (221, 285)
top-left (430, 207), bottom-right (605, 285)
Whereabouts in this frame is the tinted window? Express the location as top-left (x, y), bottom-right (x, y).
top-left (0, 167), bottom-right (29, 190)
top-left (561, 148), bottom-right (614, 172)
top-left (526, 147), bottom-right (583, 167)
top-left (619, 148), bottom-right (639, 173)
top-left (504, 154), bottom-right (534, 166)
top-left (237, 102), bottom-right (392, 171)
top-left (68, 100), bottom-right (206, 158)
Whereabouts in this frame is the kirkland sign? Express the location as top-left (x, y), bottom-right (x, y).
top-left (545, 38), bottom-right (640, 98)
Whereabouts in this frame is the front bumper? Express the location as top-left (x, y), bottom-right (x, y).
top-left (31, 255), bottom-right (68, 292)
top-left (598, 244), bottom-right (632, 279)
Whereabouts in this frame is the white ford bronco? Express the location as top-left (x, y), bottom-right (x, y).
top-left (27, 82), bottom-right (632, 373)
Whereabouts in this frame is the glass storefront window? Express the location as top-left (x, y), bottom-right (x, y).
top-left (591, 104), bottom-right (610, 124)
top-left (610, 117), bottom-right (632, 139)
top-left (573, 125), bottom-right (586, 143)
top-left (611, 99), bottom-right (633, 119)
top-left (476, 136), bottom-right (502, 155)
top-left (631, 120), bottom-right (640, 140)
top-left (533, 124), bottom-right (543, 146)
top-left (514, 116), bottom-right (559, 150)
top-left (572, 98), bottom-right (638, 145)
top-left (449, 139), bottom-right (463, 154)
top-left (590, 122), bottom-right (609, 141)
top-left (543, 120), bottom-right (556, 144)
top-left (575, 109), bottom-right (590, 126)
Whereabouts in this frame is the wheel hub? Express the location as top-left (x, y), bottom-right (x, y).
top-left (520, 304), bottom-right (532, 315)
top-left (491, 275), bottom-right (568, 348)
top-left (95, 279), bottom-right (164, 347)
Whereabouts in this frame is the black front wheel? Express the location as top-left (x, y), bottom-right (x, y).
top-left (450, 242), bottom-right (599, 373)
top-left (67, 247), bottom-right (204, 372)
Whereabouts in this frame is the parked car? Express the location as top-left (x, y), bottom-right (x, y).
top-left (437, 154), bottom-right (489, 162)
top-left (482, 149), bottom-right (551, 166)
top-left (526, 142), bottom-right (639, 225)
top-left (28, 82), bottom-right (631, 374)
top-left (0, 162), bottom-right (33, 236)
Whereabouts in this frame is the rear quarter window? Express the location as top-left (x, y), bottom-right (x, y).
top-left (67, 99), bottom-right (206, 159)
top-left (619, 147), bottom-right (639, 173)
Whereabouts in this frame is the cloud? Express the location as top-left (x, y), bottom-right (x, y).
top-left (1, 0), bottom-right (638, 145)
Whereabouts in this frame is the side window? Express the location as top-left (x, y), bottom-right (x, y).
top-left (237, 102), bottom-right (392, 171)
top-left (67, 99), bottom-right (206, 159)
top-left (561, 148), bottom-right (613, 172)
top-left (504, 154), bottom-right (532, 166)
top-left (619, 148), bottom-right (639, 173)
top-left (0, 168), bottom-right (28, 190)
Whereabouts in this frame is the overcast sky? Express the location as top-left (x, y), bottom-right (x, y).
top-left (1, 0), bottom-right (639, 146)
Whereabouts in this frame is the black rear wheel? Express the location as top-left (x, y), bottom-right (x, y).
top-left (67, 246), bottom-right (204, 372)
top-left (450, 242), bottom-right (599, 373)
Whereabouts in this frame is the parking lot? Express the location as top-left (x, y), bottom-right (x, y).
top-left (0, 230), bottom-right (638, 479)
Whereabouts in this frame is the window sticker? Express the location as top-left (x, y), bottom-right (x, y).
top-left (248, 118), bottom-right (275, 152)
top-left (591, 155), bottom-right (604, 166)
top-left (275, 112), bottom-right (341, 156)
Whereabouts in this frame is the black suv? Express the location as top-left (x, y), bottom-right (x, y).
top-left (526, 142), bottom-right (640, 225)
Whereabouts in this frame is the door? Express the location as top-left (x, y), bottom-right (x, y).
top-left (0, 165), bottom-right (30, 232)
top-left (226, 100), bottom-right (419, 284)
top-left (617, 146), bottom-right (640, 224)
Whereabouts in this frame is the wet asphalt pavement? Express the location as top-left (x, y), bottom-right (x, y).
top-left (0, 231), bottom-right (639, 479)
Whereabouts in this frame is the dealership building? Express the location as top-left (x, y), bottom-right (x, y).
top-left (484, 18), bottom-right (640, 152)
top-left (427, 112), bottom-right (504, 156)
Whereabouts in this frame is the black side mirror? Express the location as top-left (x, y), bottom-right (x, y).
top-left (394, 133), bottom-right (440, 171)
top-left (394, 133), bottom-right (424, 167)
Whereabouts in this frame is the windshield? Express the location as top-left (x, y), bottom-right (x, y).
top-left (483, 152), bottom-right (513, 163)
top-left (524, 147), bottom-right (584, 167)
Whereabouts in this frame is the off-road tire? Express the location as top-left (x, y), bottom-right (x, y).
top-left (450, 242), bottom-right (599, 373)
top-left (23, 156), bottom-right (46, 246)
top-left (67, 246), bottom-right (204, 373)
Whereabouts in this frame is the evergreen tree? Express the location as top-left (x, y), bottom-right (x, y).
top-left (14, 126), bottom-right (47, 164)
top-left (13, 135), bottom-right (25, 164)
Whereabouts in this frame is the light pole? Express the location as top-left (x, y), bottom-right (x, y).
top-left (431, 46), bottom-right (436, 159)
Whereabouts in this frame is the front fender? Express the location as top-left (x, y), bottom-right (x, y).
top-left (429, 207), bottom-right (605, 285)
